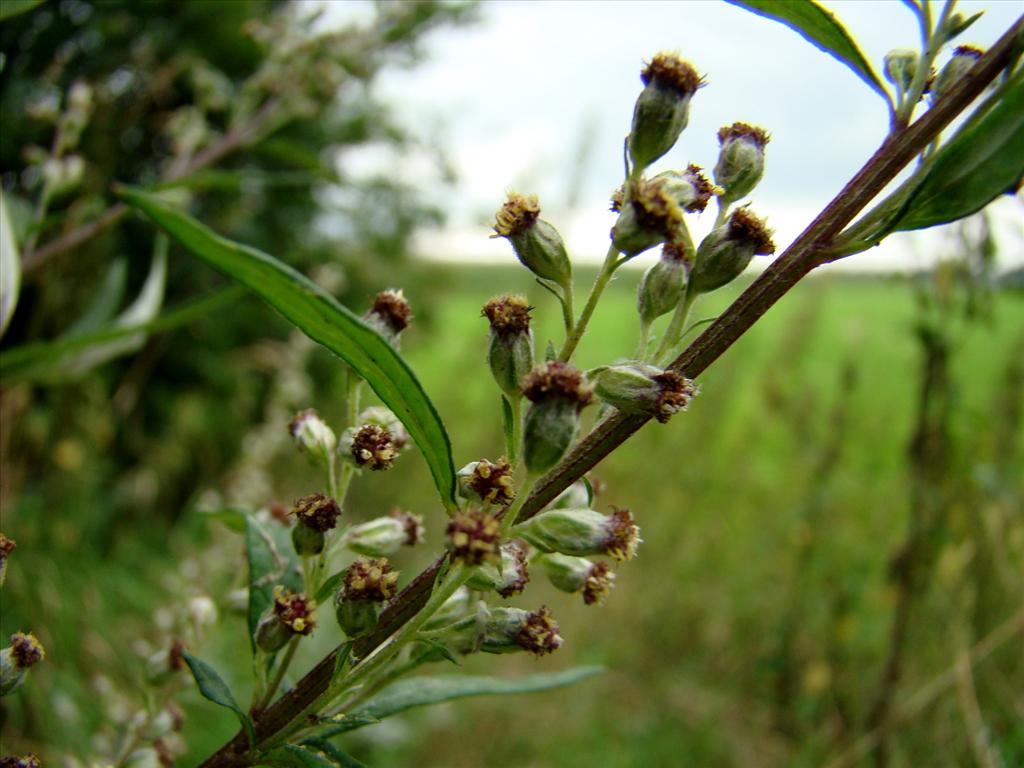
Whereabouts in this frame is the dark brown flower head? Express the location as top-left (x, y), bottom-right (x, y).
top-left (522, 361), bottom-right (594, 408)
top-left (651, 370), bottom-right (699, 423)
top-left (272, 586), bottom-right (317, 635)
top-left (389, 507), bottom-right (425, 546)
top-left (661, 241), bottom-right (691, 265)
top-left (516, 606), bottom-right (563, 656)
top-left (482, 295), bottom-right (533, 336)
top-left (609, 185), bottom-right (625, 213)
top-left (446, 509), bottom-right (502, 566)
top-left (343, 558), bottom-right (399, 602)
top-left (630, 177), bottom-right (684, 236)
top-left (493, 192), bottom-right (540, 237)
top-left (728, 208), bottom-right (776, 255)
top-left (351, 425), bottom-right (398, 471)
top-left (641, 53), bottom-right (704, 97)
top-left (10, 632), bottom-right (44, 668)
top-left (497, 540), bottom-right (530, 598)
top-left (0, 756), bottom-right (41, 768)
top-left (717, 122), bottom-right (770, 149)
top-left (605, 507), bottom-right (642, 562)
top-left (367, 289), bottom-right (412, 335)
top-left (953, 45), bottom-right (984, 59)
top-left (292, 492), bottom-right (342, 532)
top-left (169, 638), bottom-right (186, 671)
top-left (680, 164), bottom-right (717, 213)
top-left (0, 533), bottom-right (15, 559)
top-left (466, 458), bottom-right (516, 506)
top-left (583, 562), bottom-right (616, 606)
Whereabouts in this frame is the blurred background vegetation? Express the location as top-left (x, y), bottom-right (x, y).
top-left (1, 1), bottom-right (1022, 766)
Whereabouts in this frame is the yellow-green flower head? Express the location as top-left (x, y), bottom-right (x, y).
top-left (458, 457), bottom-right (516, 507)
top-left (342, 558), bottom-right (399, 602)
top-left (272, 586), bottom-right (317, 635)
top-left (446, 509), bottom-right (502, 567)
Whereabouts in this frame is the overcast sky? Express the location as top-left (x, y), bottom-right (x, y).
top-left (321, 0), bottom-right (1023, 272)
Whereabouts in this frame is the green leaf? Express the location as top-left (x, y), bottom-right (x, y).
top-left (300, 741), bottom-right (369, 768)
top-left (181, 651), bottom-right (256, 747)
top-left (894, 73), bottom-right (1024, 232)
top-left (117, 186), bottom-right (457, 511)
top-left (331, 642), bottom-right (353, 681)
top-left (945, 11), bottom-right (984, 42)
top-left (0, 0), bottom-right (45, 22)
top-left (0, 188), bottom-right (21, 340)
top-left (66, 259), bottom-right (128, 337)
top-left (262, 744), bottom-right (348, 768)
top-left (344, 666), bottom-right (603, 730)
top-left (198, 506), bottom-right (249, 534)
top-left (302, 714), bottom-right (380, 741)
top-left (246, 515), bottom-right (302, 654)
top-left (0, 287), bottom-right (243, 384)
top-left (314, 570), bottom-right (346, 605)
top-left (727, 0), bottom-right (891, 107)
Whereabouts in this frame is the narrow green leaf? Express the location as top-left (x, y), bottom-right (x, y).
top-left (246, 515), bottom-right (302, 654)
top-left (0, 287), bottom-right (243, 384)
top-left (0, 188), bottom-right (21, 339)
top-left (946, 11), bottom-right (984, 41)
top-left (500, 395), bottom-right (515, 457)
top-left (302, 741), bottom-right (369, 768)
top-left (302, 713), bottom-right (380, 741)
top-left (181, 651), bottom-right (256, 747)
top-left (0, 0), bottom-right (45, 22)
top-left (315, 570), bottom-right (346, 605)
top-left (331, 642), bottom-right (353, 681)
top-left (117, 186), bottom-right (457, 511)
top-left (727, 0), bottom-right (891, 107)
top-left (894, 74), bottom-right (1024, 231)
top-left (347, 666), bottom-right (603, 729)
top-left (198, 506), bottom-right (249, 534)
top-left (66, 259), bottom-right (128, 337)
top-left (262, 744), bottom-right (341, 768)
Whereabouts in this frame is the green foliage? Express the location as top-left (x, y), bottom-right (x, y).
top-left (182, 650), bottom-right (257, 747)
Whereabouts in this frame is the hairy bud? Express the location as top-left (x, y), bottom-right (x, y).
top-left (884, 49), bottom-right (918, 94)
top-left (689, 207), bottom-right (775, 294)
top-left (466, 540), bottom-right (530, 598)
top-left (1, 632), bottom-right (45, 697)
top-left (482, 295), bottom-right (534, 398)
top-left (364, 289), bottom-right (412, 345)
top-left (593, 364), bottom-right (697, 423)
top-left (932, 45), bottom-right (984, 102)
top-left (444, 605), bottom-right (563, 657)
top-left (638, 242), bottom-right (690, 326)
top-left (255, 587), bottom-right (316, 652)
top-left (611, 167), bottom-right (714, 258)
top-left (290, 493), bottom-right (341, 555)
top-left (335, 558), bottom-right (399, 637)
top-left (493, 193), bottom-right (572, 289)
top-left (522, 362), bottom-right (593, 474)
top-left (288, 409), bottom-right (337, 467)
top-left (516, 507), bottom-right (641, 562)
top-left (539, 553), bottom-right (616, 605)
top-left (458, 458), bottom-right (516, 507)
top-left (714, 122), bottom-right (769, 204)
top-left (629, 53), bottom-right (704, 171)
top-left (342, 508), bottom-right (424, 557)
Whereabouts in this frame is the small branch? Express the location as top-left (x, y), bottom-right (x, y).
top-left (198, 17), bottom-right (1024, 766)
top-left (22, 98), bottom-right (283, 275)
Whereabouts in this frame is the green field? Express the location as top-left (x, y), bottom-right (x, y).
top-left (3, 267), bottom-right (1022, 766)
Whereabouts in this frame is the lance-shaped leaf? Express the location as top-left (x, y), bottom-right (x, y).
top-left (181, 651), bottom-right (256, 747)
top-left (0, 189), bottom-right (21, 339)
top-left (264, 743), bottom-right (367, 768)
top-left (246, 514), bottom-right (303, 654)
top-left (117, 186), bottom-right (458, 511)
top-left (727, 0), bottom-right (891, 108)
top-left (894, 73), bottom-right (1024, 232)
top-left (334, 666), bottom-right (603, 732)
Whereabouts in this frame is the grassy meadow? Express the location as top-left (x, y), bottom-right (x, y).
top-left (2, 265), bottom-right (1022, 766)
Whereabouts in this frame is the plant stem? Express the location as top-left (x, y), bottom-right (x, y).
top-left (898, 0), bottom-right (957, 125)
top-left (653, 286), bottom-right (697, 364)
top-left (559, 281), bottom-right (575, 337)
top-left (506, 396), bottom-right (522, 465)
top-left (198, 21), bottom-right (1024, 766)
top-left (559, 244), bottom-right (620, 362)
top-left (258, 637), bottom-right (301, 712)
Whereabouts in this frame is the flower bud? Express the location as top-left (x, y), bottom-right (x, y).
top-left (255, 587), bottom-right (316, 653)
top-left (0, 533), bottom-right (15, 588)
top-left (482, 295), bottom-right (534, 399)
top-left (932, 45), bottom-right (984, 102)
top-left (593, 364), bottom-right (697, 423)
top-left (1, 632), bottom-right (45, 697)
top-left (689, 207), bottom-right (775, 294)
top-left (444, 605), bottom-right (563, 657)
top-left (884, 49), bottom-right (918, 92)
top-left (538, 553), bottom-right (616, 605)
top-left (714, 123), bottom-right (769, 204)
top-left (492, 193), bottom-right (572, 289)
top-left (446, 509), bottom-right (502, 566)
top-left (0, 755), bottom-right (41, 768)
top-left (342, 508), bottom-right (424, 557)
top-left (516, 507), bottom-right (641, 562)
top-left (522, 362), bottom-right (593, 475)
top-left (611, 168), bottom-right (714, 258)
top-left (290, 493), bottom-right (342, 555)
top-left (334, 558), bottom-right (398, 637)
top-left (458, 457), bottom-right (516, 507)
top-left (144, 639), bottom-right (185, 686)
top-left (466, 540), bottom-right (530, 598)
top-left (288, 409), bottom-right (337, 466)
top-left (629, 53), bottom-right (704, 172)
top-left (188, 596), bottom-right (218, 634)
top-left (363, 289), bottom-right (412, 346)
top-left (638, 242), bottom-right (689, 326)
top-left (422, 586), bottom-right (473, 631)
